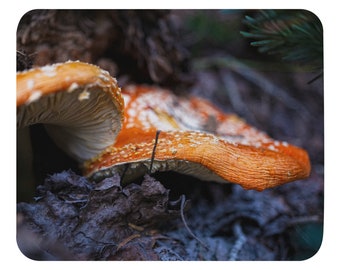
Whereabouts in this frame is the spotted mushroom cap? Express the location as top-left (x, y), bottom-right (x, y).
top-left (84, 85), bottom-right (311, 191)
top-left (17, 61), bottom-right (124, 162)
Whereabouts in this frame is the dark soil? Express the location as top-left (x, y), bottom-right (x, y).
top-left (16, 10), bottom-right (323, 260)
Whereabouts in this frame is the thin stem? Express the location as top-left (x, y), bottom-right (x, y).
top-left (149, 130), bottom-right (161, 174)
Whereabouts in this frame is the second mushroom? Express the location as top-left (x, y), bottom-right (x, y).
top-left (84, 85), bottom-right (310, 191)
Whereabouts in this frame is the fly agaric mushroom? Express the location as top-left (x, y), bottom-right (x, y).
top-left (17, 61), bottom-right (124, 163)
top-left (84, 85), bottom-right (311, 191)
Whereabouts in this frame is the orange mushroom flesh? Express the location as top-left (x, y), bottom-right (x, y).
top-left (84, 85), bottom-right (311, 191)
top-left (17, 61), bottom-right (124, 162)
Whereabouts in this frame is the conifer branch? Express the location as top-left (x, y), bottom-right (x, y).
top-left (240, 10), bottom-right (323, 73)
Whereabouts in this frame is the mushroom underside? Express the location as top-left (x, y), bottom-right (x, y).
top-left (87, 130), bottom-right (310, 191)
top-left (89, 157), bottom-right (304, 192)
top-left (17, 87), bottom-right (122, 162)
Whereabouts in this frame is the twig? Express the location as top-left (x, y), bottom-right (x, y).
top-left (193, 55), bottom-right (310, 121)
top-left (149, 130), bottom-right (161, 174)
top-left (288, 215), bottom-right (321, 226)
top-left (179, 195), bottom-right (208, 250)
top-left (218, 70), bottom-right (256, 123)
top-left (228, 220), bottom-right (247, 261)
top-left (116, 234), bottom-right (142, 251)
top-left (219, 70), bottom-right (245, 112)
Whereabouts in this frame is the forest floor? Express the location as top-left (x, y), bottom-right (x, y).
top-left (16, 10), bottom-right (323, 260)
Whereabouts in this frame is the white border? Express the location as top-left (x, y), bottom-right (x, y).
top-left (3, 0), bottom-right (338, 269)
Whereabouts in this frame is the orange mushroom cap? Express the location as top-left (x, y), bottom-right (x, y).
top-left (84, 85), bottom-right (311, 191)
top-left (17, 61), bottom-right (124, 162)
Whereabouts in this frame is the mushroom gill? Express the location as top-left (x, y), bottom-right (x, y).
top-left (17, 61), bottom-right (124, 162)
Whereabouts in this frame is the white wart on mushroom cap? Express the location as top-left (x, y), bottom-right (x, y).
top-left (17, 61), bottom-right (124, 162)
top-left (85, 85), bottom-right (311, 191)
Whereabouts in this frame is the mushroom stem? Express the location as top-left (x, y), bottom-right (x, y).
top-left (17, 127), bottom-right (35, 201)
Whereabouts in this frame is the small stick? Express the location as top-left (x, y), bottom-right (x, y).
top-left (149, 130), bottom-right (161, 174)
top-left (180, 195), bottom-right (208, 250)
top-left (228, 220), bottom-right (247, 260)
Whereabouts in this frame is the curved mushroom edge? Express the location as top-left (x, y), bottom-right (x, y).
top-left (17, 61), bottom-right (124, 110)
top-left (17, 61), bottom-right (125, 162)
top-left (84, 130), bottom-right (311, 191)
